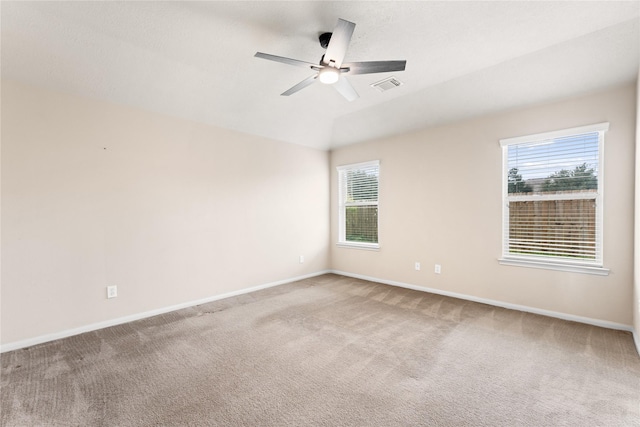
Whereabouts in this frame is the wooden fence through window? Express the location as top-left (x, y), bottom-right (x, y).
top-left (508, 197), bottom-right (596, 259)
top-left (346, 206), bottom-right (378, 243)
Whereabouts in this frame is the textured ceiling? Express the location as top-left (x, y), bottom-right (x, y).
top-left (2, 1), bottom-right (639, 150)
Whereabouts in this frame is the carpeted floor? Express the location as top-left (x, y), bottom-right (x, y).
top-left (2, 274), bottom-right (639, 426)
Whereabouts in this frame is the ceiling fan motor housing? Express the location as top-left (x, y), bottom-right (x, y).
top-left (319, 32), bottom-right (332, 49)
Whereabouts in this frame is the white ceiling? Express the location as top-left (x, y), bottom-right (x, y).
top-left (2, 1), bottom-right (639, 150)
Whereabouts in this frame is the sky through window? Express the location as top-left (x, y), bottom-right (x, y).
top-left (508, 132), bottom-right (599, 181)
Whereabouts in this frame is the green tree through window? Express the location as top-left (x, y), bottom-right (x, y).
top-left (542, 163), bottom-right (597, 192)
top-left (507, 168), bottom-right (532, 193)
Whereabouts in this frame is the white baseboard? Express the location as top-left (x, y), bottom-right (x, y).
top-left (634, 330), bottom-right (640, 357)
top-left (331, 270), bottom-right (635, 333)
top-left (0, 270), bottom-right (331, 353)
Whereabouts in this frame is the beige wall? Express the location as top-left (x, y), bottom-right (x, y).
top-left (635, 69), bottom-right (640, 347)
top-left (1, 80), bottom-right (330, 345)
top-left (331, 83), bottom-right (637, 326)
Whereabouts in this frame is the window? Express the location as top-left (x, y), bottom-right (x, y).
top-left (337, 160), bottom-right (379, 249)
top-left (499, 123), bottom-right (609, 275)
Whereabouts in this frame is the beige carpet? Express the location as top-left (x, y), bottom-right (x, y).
top-left (2, 274), bottom-right (639, 426)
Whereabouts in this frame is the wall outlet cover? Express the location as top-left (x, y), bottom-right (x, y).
top-left (107, 285), bottom-right (118, 299)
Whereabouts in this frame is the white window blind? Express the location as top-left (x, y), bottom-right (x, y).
top-left (337, 161), bottom-right (379, 248)
top-left (500, 123), bottom-right (608, 268)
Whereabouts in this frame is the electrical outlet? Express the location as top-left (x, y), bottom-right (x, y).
top-left (435, 264), bottom-right (441, 274)
top-left (107, 285), bottom-right (117, 299)
top-left (299, 255), bottom-right (304, 264)
top-left (415, 262), bottom-right (421, 271)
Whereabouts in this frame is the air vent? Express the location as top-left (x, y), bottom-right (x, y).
top-left (371, 76), bottom-right (403, 92)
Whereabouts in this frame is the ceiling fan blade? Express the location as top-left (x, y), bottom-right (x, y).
top-left (281, 74), bottom-right (318, 96)
top-left (323, 19), bottom-right (355, 68)
top-left (341, 60), bottom-right (407, 75)
top-left (333, 76), bottom-right (359, 102)
top-left (255, 52), bottom-right (320, 70)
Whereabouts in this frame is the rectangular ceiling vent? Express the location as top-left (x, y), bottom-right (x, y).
top-left (371, 76), bottom-right (403, 92)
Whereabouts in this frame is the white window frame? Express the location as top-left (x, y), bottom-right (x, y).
top-left (337, 160), bottom-right (380, 250)
top-left (499, 123), bottom-right (609, 275)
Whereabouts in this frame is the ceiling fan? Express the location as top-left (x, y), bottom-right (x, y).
top-left (255, 18), bottom-right (406, 101)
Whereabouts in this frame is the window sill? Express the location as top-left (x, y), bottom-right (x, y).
top-left (336, 242), bottom-right (380, 251)
top-left (498, 258), bottom-right (609, 276)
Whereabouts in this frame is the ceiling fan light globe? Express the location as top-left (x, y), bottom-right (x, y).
top-left (318, 67), bottom-right (340, 85)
